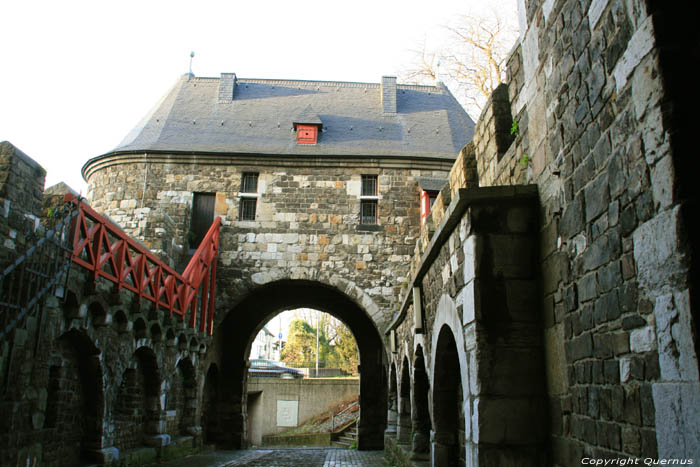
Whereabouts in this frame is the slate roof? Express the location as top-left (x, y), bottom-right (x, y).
top-left (418, 177), bottom-right (448, 192)
top-left (106, 74), bottom-right (474, 161)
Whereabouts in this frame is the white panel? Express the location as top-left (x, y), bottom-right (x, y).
top-left (276, 400), bottom-right (299, 427)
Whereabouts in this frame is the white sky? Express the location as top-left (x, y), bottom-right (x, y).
top-left (0, 0), bottom-right (516, 194)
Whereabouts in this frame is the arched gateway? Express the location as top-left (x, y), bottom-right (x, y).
top-left (207, 280), bottom-right (387, 449)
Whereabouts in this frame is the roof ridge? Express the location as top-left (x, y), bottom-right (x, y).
top-left (191, 76), bottom-right (442, 92)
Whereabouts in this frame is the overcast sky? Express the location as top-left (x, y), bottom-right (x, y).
top-left (1, 0), bottom-right (517, 194)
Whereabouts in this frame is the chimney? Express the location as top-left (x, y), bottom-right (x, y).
top-left (218, 73), bottom-right (237, 103)
top-left (381, 76), bottom-right (397, 114)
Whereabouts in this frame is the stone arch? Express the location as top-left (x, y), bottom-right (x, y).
top-left (202, 364), bottom-right (220, 444)
top-left (43, 329), bottom-right (104, 466)
top-left (169, 357), bottom-right (197, 436)
top-left (112, 309), bottom-right (129, 334)
top-left (397, 356), bottom-right (412, 444)
top-left (411, 345), bottom-right (431, 458)
top-left (112, 346), bottom-right (162, 452)
top-left (86, 295), bottom-right (109, 327)
top-left (133, 317), bottom-right (147, 341)
top-left (213, 279), bottom-right (387, 450)
top-left (150, 323), bottom-right (162, 344)
top-left (432, 324), bottom-right (465, 466)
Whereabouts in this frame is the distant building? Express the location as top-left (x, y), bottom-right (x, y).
top-left (252, 326), bottom-right (279, 361)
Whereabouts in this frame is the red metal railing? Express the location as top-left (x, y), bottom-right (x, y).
top-left (65, 194), bottom-right (220, 335)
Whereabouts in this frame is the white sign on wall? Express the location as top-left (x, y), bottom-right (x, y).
top-left (276, 400), bottom-right (299, 427)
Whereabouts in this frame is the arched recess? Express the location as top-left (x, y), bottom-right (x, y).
top-left (386, 362), bottom-right (398, 437)
top-left (169, 357), bottom-right (197, 436)
top-left (211, 279), bottom-right (387, 450)
top-left (202, 364), bottom-right (220, 444)
top-left (411, 345), bottom-right (431, 458)
top-left (397, 356), bottom-right (412, 444)
top-left (43, 329), bottom-right (105, 466)
top-left (432, 325), bottom-right (465, 466)
top-left (134, 347), bottom-right (163, 439)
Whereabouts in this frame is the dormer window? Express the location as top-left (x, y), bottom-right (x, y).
top-left (296, 124), bottom-right (318, 144)
top-left (293, 104), bottom-right (323, 145)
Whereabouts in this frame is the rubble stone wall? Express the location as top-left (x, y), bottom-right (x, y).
top-left (85, 155), bottom-right (453, 329)
top-left (388, 0), bottom-right (698, 465)
top-left (0, 141), bottom-right (46, 267)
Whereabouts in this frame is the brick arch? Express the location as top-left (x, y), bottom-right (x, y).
top-left (212, 279), bottom-right (387, 450)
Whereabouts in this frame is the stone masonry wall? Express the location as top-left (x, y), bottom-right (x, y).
top-left (1, 265), bottom-right (212, 466)
top-left (388, 0), bottom-right (698, 464)
top-left (466, 0), bottom-right (696, 463)
top-left (86, 155), bottom-right (453, 329)
top-left (0, 141), bottom-right (46, 267)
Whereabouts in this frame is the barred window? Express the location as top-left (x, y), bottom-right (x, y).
top-left (239, 172), bottom-right (259, 221)
top-left (361, 199), bottom-right (377, 224)
top-left (361, 175), bottom-right (377, 196)
top-left (360, 175), bottom-right (378, 224)
top-left (242, 172), bottom-right (258, 193)
top-left (239, 198), bottom-right (257, 221)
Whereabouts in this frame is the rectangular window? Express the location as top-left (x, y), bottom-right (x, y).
top-left (239, 172), bottom-right (259, 221)
top-left (242, 172), bottom-right (259, 193)
top-left (360, 175), bottom-right (378, 224)
top-left (239, 198), bottom-right (257, 221)
top-left (361, 200), bottom-right (377, 224)
top-left (361, 175), bottom-right (377, 196)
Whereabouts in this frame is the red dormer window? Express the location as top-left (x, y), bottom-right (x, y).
top-left (296, 124), bottom-right (318, 144)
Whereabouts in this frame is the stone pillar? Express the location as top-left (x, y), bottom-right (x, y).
top-left (384, 394), bottom-right (398, 438)
top-left (431, 430), bottom-right (458, 466)
top-left (397, 415), bottom-right (412, 444)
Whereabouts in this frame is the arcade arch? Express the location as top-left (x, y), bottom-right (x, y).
top-left (207, 280), bottom-right (388, 449)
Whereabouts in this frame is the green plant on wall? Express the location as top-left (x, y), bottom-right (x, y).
top-left (510, 119), bottom-right (519, 138)
top-left (519, 153), bottom-right (531, 167)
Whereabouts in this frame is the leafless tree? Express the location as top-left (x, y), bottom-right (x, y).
top-left (401, 8), bottom-right (519, 119)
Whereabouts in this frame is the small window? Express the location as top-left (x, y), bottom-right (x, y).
top-left (242, 173), bottom-right (258, 193)
top-left (361, 175), bottom-right (377, 196)
top-left (360, 175), bottom-right (378, 224)
top-left (239, 173), bottom-right (259, 221)
top-left (361, 200), bottom-right (377, 224)
top-left (239, 198), bottom-right (257, 221)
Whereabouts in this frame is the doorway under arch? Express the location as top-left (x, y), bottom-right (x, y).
top-left (208, 280), bottom-right (388, 450)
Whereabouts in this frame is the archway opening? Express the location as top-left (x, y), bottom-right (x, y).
top-left (411, 345), bottom-right (432, 458)
top-left (209, 280), bottom-right (387, 450)
top-left (432, 325), bottom-right (464, 466)
top-left (43, 329), bottom-right (103, 466)
top-left (245, 308), bottom-right (361, 446)
top-left (397, 357), bottom-right (412, 444)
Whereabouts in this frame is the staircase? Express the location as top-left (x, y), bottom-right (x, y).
top-left (331, 419), bottom-right (358, 448)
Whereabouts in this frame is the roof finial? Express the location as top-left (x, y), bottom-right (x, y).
top-left (188, 51), bottom-right (195, 80)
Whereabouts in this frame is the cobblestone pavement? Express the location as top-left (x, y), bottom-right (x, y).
top-left (154, 448), bottom-right (386, 466)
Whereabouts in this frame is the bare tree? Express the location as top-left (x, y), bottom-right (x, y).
top-left (401, 8), bottom-right (519, 119)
